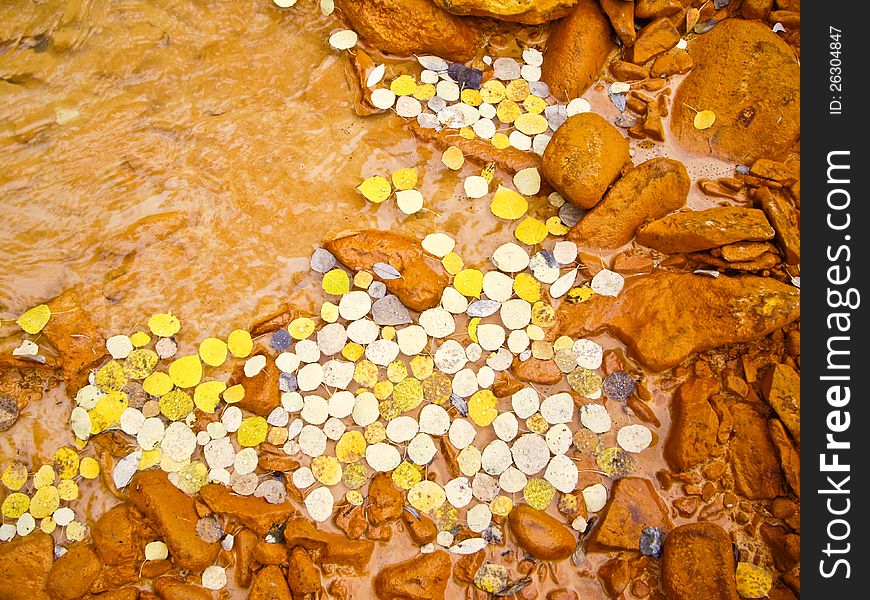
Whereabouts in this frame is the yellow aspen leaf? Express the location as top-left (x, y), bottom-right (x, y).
top-left (322, 268), bottom-right (350, 295)
top-left (513, 273), bottom-right (542, 303)
top-left (442, 146), bottom-right (465, 170)
top-left (693, 110), bottom-right (716, 130)
top-left (357, 175), bottom-right (392, 203)
top-left (490, 185), bottom-right (528, 220)
top-left (16, 304), bottom-right (51, 334)
top-left (391, 168), bottom-right (418, 190)
top-left (514, 217), bottom-right (548, 245)
top-left (453, 269), bottom-right (484, 298)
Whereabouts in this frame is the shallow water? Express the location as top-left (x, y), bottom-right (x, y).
top-left (0, 1), bottom-right (738, 598)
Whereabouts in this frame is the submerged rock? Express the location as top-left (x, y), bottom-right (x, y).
top-left (636, 207), bottom-right (775, 254)
top-left (556, 272), bottom-right (801, 371)
top-left (326, 230), bottom-right (449, 313)
top-left (664, 378), bottom-right (721, 471)
top-left (429, 0), bottom-right (579, 23)
top-left (568, 158), bottom-right (689, 249)
top-left (541, 0), bottom-right (615, 101)
top-left (43, 289), bottom-right (108, 391)
top-left (586, 477), bottom-right (671, 552)
top-left (671, 19), bottom-right (800, 164)
top-left (334, 0), bottom-right (481, 63)
top-left (662, 523), bottom-right (739, 600)
top-left (373, 550), bottom-right (452, 600)
top-left (508, 504), bottom-right (576, 560)
top-left (199, 484), bottom-right (298, 535)
top-left (541, 113), bottom-right (630, 209)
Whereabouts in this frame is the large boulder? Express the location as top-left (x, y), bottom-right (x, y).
top-left (662, 523), bottom-right (739, 600)
top-left (636, 207), bottom-right (775, 254)
top-left (326, 230), bottom-right (449, 312)
top-left (664, 378), bottom-right (721, 471)
top-left (334, 0), bottom-right (481, 63)
top-left (508, 504), bottom-right (577, 560)
top-left (586, 477), bottom-right (672, 552)
top-left (556, 272), bottom-right (801, 371)
top-left (541, 0), bottom-right (615, 101)
top-left (430, 0), bottom-right (579, 23)
top-left (541, 113), bottom-right (630, 209)
top-left (671, 19), bottom-right (800, 163)
top-left (568, 158), bottom-right (689, 249)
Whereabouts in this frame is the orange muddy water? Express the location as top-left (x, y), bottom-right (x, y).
top-left (0, 1), bottom-right (737, 598)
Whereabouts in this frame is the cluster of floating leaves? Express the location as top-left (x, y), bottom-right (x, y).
top-left (357, 167), bottom-right (425, 215)
top-left (1, 449), bottom-right (96, 544)
top-left (365, 52), bottom-right (595, 156)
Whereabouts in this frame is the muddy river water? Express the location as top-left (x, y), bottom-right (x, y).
top-left (0, 1), bottom-right (761, 599)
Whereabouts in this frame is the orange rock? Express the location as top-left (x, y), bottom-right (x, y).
top-left (689, 250), bottom-right (780, 272)
top-left (637, 207), bottom-right (775, 254)
top-left (153, 578), bottom-right (214, 600)
top-left (541, 0), bottom-right (615, 101)
top-left (334, 503), bottom-right (368, 539)
top-left (611, 250), bottom-right (654, 275)
top-left (247, 565), bottom-right (291, 600)
top-left (325, 231), bottom-right (449, 313)
top-left (730, 403), bottom-right (785, 499)
top-left (671, 19), bottom-right (800, 164)
top-left (761, 363), bottom-right (800, 443)
top-left (373, 550), bottom-right (452, 600)
top-left (0, 532), bottom-right (54, 600)
top-left (586, 478), bottom-right (671, 552)
top-left (599, 0), bottom-right (636, 46)
top-left (87, 590), bottom-right (140, 600)
top-left (287, 547), bottom-right (321, 596)
top-left (129, 471), bottom-right (219, 571)
top-left (718, 241), bottom-right (776, 263)
top-left (510, 356), bottom-right (563, 385)
top-left (42, 289), bottom-right (108, 391)
top-left (750, 158), bottom-right (800, 185)
top-left (598, 554), bottom-right (645, 597)
top-left (283, 517), bottom-right (375, 573)
top-left (635, 0), bottom-right (684, 18)
top-left (760, 523), bottom-right (800, 572)
top-left (91, 504), bottom-right (152, 566)
top-left (629, 18), bottom-right (680, 64)
top-left (227, 352), bottom-right (281, 417)
top-left (452, 550), bottom-right (485, 583)
top-left (742, 0), bottom-right (773, 19)
top-left (429, 0), bottom-right (579, 23)
top-left (661, 523), bottom-right (738, 600)
top-left (407, 120), bottom-right (541, 175)
top-left (546, 589), bottom-right (578, 600)
top-left (253, 540), bottom-right (289, 566)
top-left (507, 504), bottom-right (576, 560)
top-left (46, 545), bottom-right (103, 600)
top-left (556, 272), bottom-right (800, 371)
top-left (610, 60), bottom-right (648, 82)
top-left (367, 472), bottom-right (405, 526)
top-left (333, 0), bottom-right (481, 63)
top-left (664, 378), bottom-right (721, 471)
top-left (568, 158), bottom-right (689, 249)
top-left (759, 189), bottom-right (800, 264)
top-left (769, 418), bottom-right (801, 498)
top-left (541, 113), bottom-right (630, 209)
top-left (401, 510), bottom-right (437, 545)
top-left (649, 49), bottom-right (694, 77)
top-left (233, 528), bottom-right (259, 588)
top-left (199, 483), bottom-right (298, 535)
